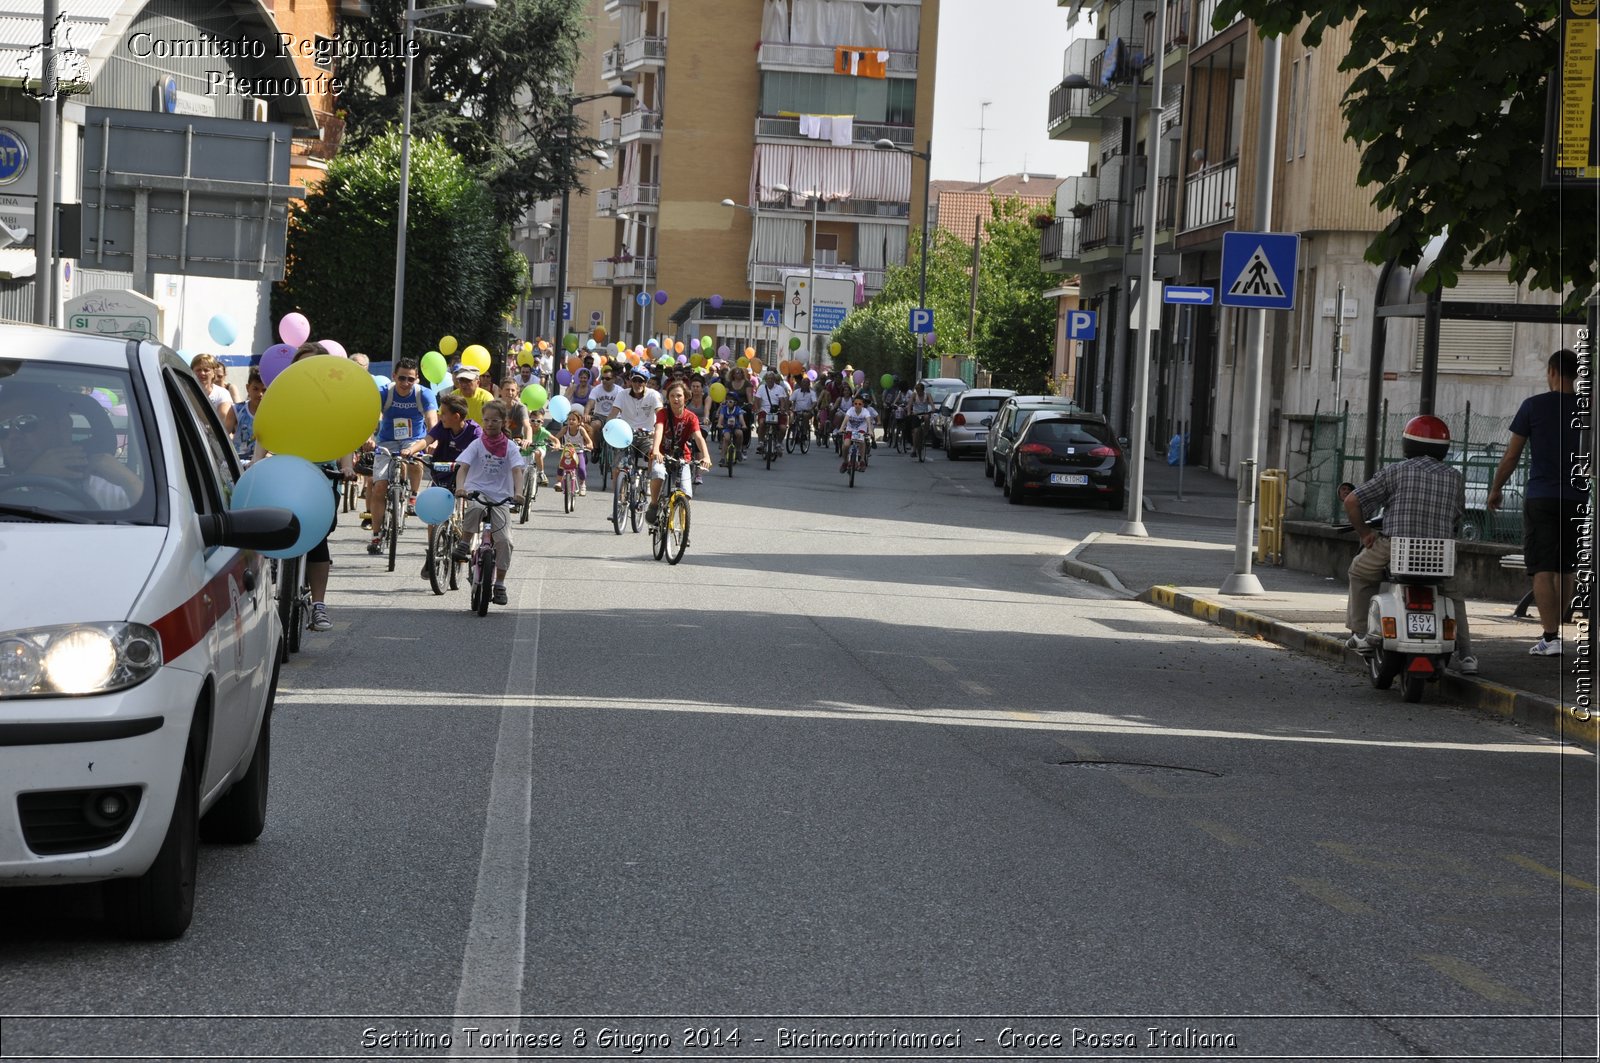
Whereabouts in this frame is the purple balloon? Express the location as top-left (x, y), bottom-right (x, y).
top-left (689, 339), bottom-right (701, 352)
top-left (677, 354), bottom-right (688, 365)
top-left (709, 294), bottom-right (723, 309)
top-left (806, 369), bottom-right (818, 381)
top-left (717, 344), bottom-right (731, 357)
top-left (853, 370), bottom-right (865, 384)
top-left (556, 368), bottom-right (572, 387)
top-left (654, 289), bottom-right (669, 305)
top-left (259, 343), bottom-right (296, 387)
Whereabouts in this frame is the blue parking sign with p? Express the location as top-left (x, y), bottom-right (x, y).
top-left (909, 307), bottom-right (934, 334)
top-left (1067, 310), bottom-right (1097, 340)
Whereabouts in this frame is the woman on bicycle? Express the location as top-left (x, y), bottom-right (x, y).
top-left (647, 380), bottom-right (712, 525)
top-left (566, 367), bottom-right (595, 410)
top-left (557, 409), bottom-right (593, 496)
top-left (452, 399), bottom-right (526, 606)
top-left (724, 365), bottom-right (754, 453)
top-left (904, 381), bottom-right (934, 460)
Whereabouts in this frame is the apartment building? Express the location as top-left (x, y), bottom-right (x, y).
top-left (525, 0), bottom-right (939, 361)
top-left (1043, 0), bottom-right (1572, 490)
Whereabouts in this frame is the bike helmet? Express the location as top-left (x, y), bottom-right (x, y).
top-left (1401, 414), bottom-right (1450, 461)
top-left (627, 365), bottom-right (649, 381)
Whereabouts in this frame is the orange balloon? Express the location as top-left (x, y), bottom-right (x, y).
top-left (627, 351), bottom-right (641, 365)
top-left (599, 355), bottom-right (609, 366)
top-left (592, 326), bottom-right (607, 342)
top-left (674, 341), bottom-right (685, 354)
top-left (567, 355), bottom-right (581, 371)
top-left (744, 347), bottom-right (757, 360)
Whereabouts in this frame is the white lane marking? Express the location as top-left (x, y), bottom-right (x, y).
top-left (923, 657), bottom-right (957, 673)
top-left (960, 679), bottom-right (995, 698)
top-left (450, 573), bottom-right (543, 1050)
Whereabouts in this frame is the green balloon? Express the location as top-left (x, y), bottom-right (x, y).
top-left (880, 373), bottom-right (894, 389)
top-left (520, 384), bottom-right (548, 410)
top-left (420, 351), bottom-right (448, 385)
top-left (788, 336), bottom-right (802, 350)
top-left (564, 333), bottom-right (579, 352)
top-left (701, 335), bottom-right (713, 351)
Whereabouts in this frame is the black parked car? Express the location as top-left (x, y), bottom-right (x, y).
top-left (986, 395), bottom-right (1082, 482)
top-left (1003, 413), bottom-right (1126, 509)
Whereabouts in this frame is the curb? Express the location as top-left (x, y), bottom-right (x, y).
top-left (1059, 533), bottom-right (1133, 596)
top-left (1141, 585), bottom-right (1599, 750)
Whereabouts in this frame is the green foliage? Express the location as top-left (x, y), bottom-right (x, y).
top-left (839, 195), bottom-right (1055, 389)
top-left (336, 0), bottom-right (594, 224)
top-left (273, 133), bottom-right (525, 364)
top-left (1213, 0), bottom-right (1596, 309)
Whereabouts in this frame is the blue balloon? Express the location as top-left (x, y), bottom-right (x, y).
top-left (602, 417), bottom-right (634, 449)
top-left (207, 314), bottom-right (238, 347)
top-left (371, 374), bottom-right (392, 389)
top-left (231, 455), bottom-right (336, 559)
top-left (646, 338), bottom-right (660, 348)
top-left (546, 395), bottom-right (572, 423)
top-left (415, 485), bottom-right (455, 526)
top-left (586, 339), bottom-right (598, 350)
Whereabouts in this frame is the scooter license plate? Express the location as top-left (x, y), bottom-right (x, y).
top-left (1405, 612), bottom-right (1437, 638)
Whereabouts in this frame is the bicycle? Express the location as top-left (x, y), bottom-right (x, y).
top-left (558, 444), bottom-right (581, 513)
top-left (842, 430), bottom-right (869, 488)
top-left (759, 411), bottom-right (782, 469)
top-left (462, 491), bottom-right (512, 617)
top-left (516, 444), bottom-right (542, 524)
top-left (785, 411), bottom-right (812, 454)
top-left (611, 430), bottom-right (651, 535)
top-left (378, 450), bottom-right (422, 572)
top-left (425, 463), bottom-right (462, 596)
top-left (650, 454), bottom-right (700, 565)
top-left (814, 407), bottom-right (832, 450)
top-left (273, 555), bottom-right (311, 660)
top-left (720, 427), bottom-right (740, 477)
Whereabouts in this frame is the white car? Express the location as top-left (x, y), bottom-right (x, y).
top-left (0, 322), bottom-right (298, 938)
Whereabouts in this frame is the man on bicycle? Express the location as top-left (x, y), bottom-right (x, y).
top-left (790, 377), bottom-right (818, 444)
top-left (754, 369), bottom-right (791, 459)
top-left (364, 357), bottom-right (438, 555)
top-left (904, 381), bottom-right (934, 457)
top-left (608, 364), bottom-right (663, 489)
top-left (586, 365), bottom-right (626, 471)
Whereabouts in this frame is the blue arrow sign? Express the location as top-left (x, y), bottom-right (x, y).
top-left (1065, 309), bottom-right (1097, 341)
top-left (1164, 286), bottom-right (1215, 305)
top-left (1220, 231), bottom-right (1299, 310)
top-left (909, 307), bottom-right (934, 334)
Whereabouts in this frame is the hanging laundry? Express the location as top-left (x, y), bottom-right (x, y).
top-left (829, 115), bottom-right (854, 147)
top-left (798, 114), bottom-right (825, 139)
top-left (833, 46), bottom-right (888, 79)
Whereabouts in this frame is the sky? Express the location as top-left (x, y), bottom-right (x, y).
top-left (930, 0), bottom-right (1093, 186)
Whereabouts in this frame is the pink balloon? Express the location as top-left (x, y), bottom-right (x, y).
top-left (677, 354), bottom-right (688, 364)
top-left (279, 312), bottom-right (311, 347)
top-left (258, 343), bottom-right (295, 386)
top-left (316, 338), bottom-right (348, 359)
top-left (853, 370), bottom-right (865, 384)
top-left (689, 339), bottom-right (701, 351)
top-left (806, 369), bottom-right (818, 380)
top-left (717, 344), bottom-right (731, 357)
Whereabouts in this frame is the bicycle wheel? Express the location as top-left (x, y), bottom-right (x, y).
top-left (275, 557), bottom-right (297, 660)
top-left (611, 469), bottom-right (626, 534)
top-left (785, 427), bottom-right (796, 454)
top-left (665, 494), bottom-right (690, 565)
top-left (519, 470), bottom-right (533, 524)
top-left (651, 509), bottom-right (668, 560)
top-left (427, 535), bottom-right (449, 596)
top-left (764, 433), bottom-right (775, 470)
top-left (799, 426), bottom-right (810, 454)
top-left (629, 473), bottom-right (645, 533)
top-left (564, 473), bottom-right (576, 513)
top-left (725, 438), bottom-right (736, 476)
top-left (386, 485), bottom-right (401, 572)
top-left (471, 551), bottom-right (491, 616)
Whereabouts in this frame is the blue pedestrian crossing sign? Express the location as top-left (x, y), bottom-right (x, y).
top-left (1066, 309), bottom-right (1097, 340)
top-left (1221, 231), bottom-right (1299, 310)
top-left (762, 308), bottom-right (781, 327)
top-left (909, 307), bottom-right (934, 334)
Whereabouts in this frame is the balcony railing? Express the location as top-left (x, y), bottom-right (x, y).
top-left (1193, 0), bottom-right (1242, 49)
top-left (598, 116), bottom-right (618, 143)
top-left (592, 259), bottom-right (613, 283)
top-left (1087, 39), bottom-right (1145, 105)
top-left (1079, 200), bottom-right (1123, 252)
top-left (1131, 176), bottom-right (1178, 237)
top-left (1143, 0), bottom-right (1192, 58)
top-left (601, 46), bottom-right (623, 81)
top-left (617, 183), bottom-right (660, 210)
top-left (622, 35), bottom-right (666, 70)
top-left (756, 41), bottom-right (918, 76)
top-left (1181, 158), bottom-right (1237, 232)
top-left (610, 256), bottom-right (656, 284)
top-left (529, 261), bottom-right (557, 288)
top-left (1047, 80), bottom-right (1098, 135)
top-left (750, 261), bottom-right (880, 290)
top-left (761, 197), bottom-right (909, 220)
top-left (754, 116), bottom-right (914, 148)
top-left (1040, 218), bottom-right (1085, 267)
top-left (596, 187), bottom-right (619, 216)
top-left (620, 110), bottom-right (662, 141)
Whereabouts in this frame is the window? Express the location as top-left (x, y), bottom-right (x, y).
top-left (1285, 59), bottom-right (1300, 163)
top-left (814, 233), bottom-right (839, 265)
top-left (1410, 272), bottom-right (1519, 374)
top-left (166, 370), bottom-right (239, 513)
top-left (1297, 54), bottom-right (1311, 158)
top-left (760, 72), bottom-right (916, 124)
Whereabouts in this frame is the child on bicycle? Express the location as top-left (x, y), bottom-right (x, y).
top-left (713, 393), bottom-right (747, 464)
top-left (647, 380), bottom-right (712, 524)
top-left (839, 394), bottom-right (874, 474)
top-left (557, 409), bottom-right (592, 495)
top-left (452, 399), bottom-right (526, 605)
top-left (522, 414), bottom-right (558, 490)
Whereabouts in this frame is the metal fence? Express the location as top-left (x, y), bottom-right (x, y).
top-left (1286, 403), bottom-right (1526, 544)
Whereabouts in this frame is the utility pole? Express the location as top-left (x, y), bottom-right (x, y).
top-left (33, 0), bottom-right (59, 326)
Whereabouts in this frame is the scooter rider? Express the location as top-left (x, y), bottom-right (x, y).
top-left (1343, 414), bottom-right (1477, 675)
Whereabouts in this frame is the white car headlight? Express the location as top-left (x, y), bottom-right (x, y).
top-left (0, 624), bottom-right (162, 699)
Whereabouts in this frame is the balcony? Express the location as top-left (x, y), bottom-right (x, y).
top-left (616, 182), bottom-right (660, 213)
top-left (1078, 199), bottom-right (1127, 256)
top-left (529, 260), bottom-right (557, 288)
top-left (619, 109), bottom-right (662, 143)
top-left (532, 199), bottom-right (561, 226)
top-left (1040, 218), bottom-right (1084, 273)
top-left (622, 34), bottom-right (666, 73)
top-left (601, 46), bottom-right (623, 82)
top-left (1131, 176), bottom-right (1178, 238)
top-left (1193, 0), bottom-right (1243, 49)
top-left (749, 262), bottom-right (881, 291)
top-left (598, 116), bottom-right (618, 143)
top-left (1143, 0), bottom-right (1191, 61)
top-left (761, 197), bottom-right (910, 221)
top-left (596, 187), bottom-right (619, 217)
top-left (1181, 157), bottom-right (1237, 232)
top-left (610, 256), bottom-right (656, 285)
top-left (602, 0), bottom-right (638, 13)
top-left (756, 41), bottom-right (918, 77)
top-left (592, 259), bottom-right (614, 284)
top-left (1048, 39), bottom-right (1103, 142)
top-left (755, 116), bottom-right (915, 149)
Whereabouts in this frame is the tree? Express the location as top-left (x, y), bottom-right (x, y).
top-left (335, 0), bottom-right (593, 223)
top-left (829, 297), bottom-right (922, 385)
top-left (274, 132), bottom-right (525, 364)
top-left (1214, 0), bottom-right (1598, 308)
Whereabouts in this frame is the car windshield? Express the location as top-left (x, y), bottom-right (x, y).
top-left (959, 396), bottom-right (1008, 414)
top-left (1030, 420), bottom-right (1113, 446)
top-left (0, 361), bottom-right (159, 525)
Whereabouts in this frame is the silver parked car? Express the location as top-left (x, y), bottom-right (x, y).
top-left (939, 388), bottom-right (1015, 459)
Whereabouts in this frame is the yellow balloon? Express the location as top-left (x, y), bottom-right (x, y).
top-left (254, 357), bottom-right (380, 462)
top-left (517, 351), bottom-right (534, 367)
top-left (523, 341), bottom-right (534, 354)
top-left (737, 356), bottom-right (749, 369)
top-left (709, 383), bottom-right (728, 403)
top-left (617, 341), bottom-right (628, 353)
top-left (439, 335), bottom-right (459, 356)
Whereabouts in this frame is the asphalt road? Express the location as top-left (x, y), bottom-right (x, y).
top-left (3, 438), bottom-right (1596, 1061)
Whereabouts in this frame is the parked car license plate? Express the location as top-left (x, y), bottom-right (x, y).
top-left (1405, 612), bottom-right (1436, 637)
top-left (1050, 473), bottom-right (1089, 486)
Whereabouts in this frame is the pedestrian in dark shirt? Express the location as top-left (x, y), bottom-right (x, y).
top-left (1488, 348), bottom-right (1590, 657)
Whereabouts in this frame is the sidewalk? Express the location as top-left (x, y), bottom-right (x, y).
top-left (1060, 458), bottom-right (1597, 748)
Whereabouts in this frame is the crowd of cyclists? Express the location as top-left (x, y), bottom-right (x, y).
top-left (204, 342), bottom-right (938, 629)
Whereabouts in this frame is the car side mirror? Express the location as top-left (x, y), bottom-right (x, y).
top-left (201, 507), bottom-right (300, 551)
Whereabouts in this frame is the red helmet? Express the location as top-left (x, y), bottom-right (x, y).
top-left (1401, 414), bottom-right (1450, 459)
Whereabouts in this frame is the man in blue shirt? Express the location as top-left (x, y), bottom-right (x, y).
top-left (1488, 348), bottom-right (1591, 657)
top-left (364, 356), bottom-right (439, 555)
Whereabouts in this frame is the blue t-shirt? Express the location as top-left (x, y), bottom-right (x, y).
top-left (1510, 389), bottom-right (1589, 501)
top-left (376, 384), bottom-right (437, 444)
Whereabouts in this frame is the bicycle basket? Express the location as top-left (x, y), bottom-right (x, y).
top-left (1388, 537), bottom-right (1455, 578)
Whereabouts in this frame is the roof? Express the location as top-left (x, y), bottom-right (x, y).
top-left (934, 187), bottom-right (1058, 244)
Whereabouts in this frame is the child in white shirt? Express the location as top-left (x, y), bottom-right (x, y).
top-left (453, 399), bottom-right (526, 603)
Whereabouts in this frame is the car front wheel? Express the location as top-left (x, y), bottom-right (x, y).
top-left (105, 760), bottom-right (197, 940)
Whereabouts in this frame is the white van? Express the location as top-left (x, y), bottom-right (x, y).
top-left (0, 322), bottom-right (298, 938)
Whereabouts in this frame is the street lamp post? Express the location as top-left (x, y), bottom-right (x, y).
top-left (721, 197), bottom-right (762, 355)
top-left (874, 138), bottom-right (931, 381)
top-left (772, 183), bottom-right (820, 364)
top-left (391, 0), bottom-right (498, 364)
top-left (554, 85), bottom-right (634, 352)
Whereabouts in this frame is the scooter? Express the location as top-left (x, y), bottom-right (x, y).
top-left (1363, 537), bottom-right (1458, 703)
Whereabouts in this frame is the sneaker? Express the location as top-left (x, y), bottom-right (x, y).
top-left (406, 498), bottom-right (416, 516)
top-left (451, 542), bottom-right (471, 562)
top-left (578, 484), bottom-right (586, 497)
top-left (645, 502), bottom-right (660, 526)
top-left (555, 480), bottom-right (565, 492)
top-left (1345, 632), bottom-right (1376, 655)
top-left (492, 585), bottom-right (508, 606)
top-left (1455, 655), bottom-right (1479, 676)
top-left (421, 559), bottom-right (433, 580)
top-left (538, 473), bottom-right (550, 486)
top-left (1530, 636), bottom-right (1563, 657)
top-left (310, 604), bottom-right (332, 632)
top-left (366, 535), bottom-right (382, 555)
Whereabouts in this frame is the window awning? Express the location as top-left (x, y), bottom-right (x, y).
top-left (751, 143), bottom-right (911, 204)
